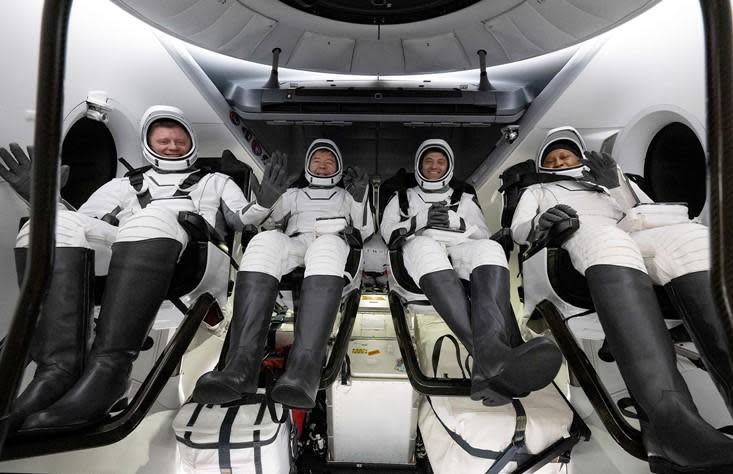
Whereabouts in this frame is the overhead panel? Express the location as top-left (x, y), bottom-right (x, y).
top-left (287, 32), bottom-right (356, 73)
top-left (111, 0), bottom-right (661, 74)
top-left (163, 0), bottom-right (232, 37)
top-left (351, 39), bottom-right (405, 76)
top-left (218, 13), bottom-right (277, 59)
top-left (402, 33), bottom-right (470, 73)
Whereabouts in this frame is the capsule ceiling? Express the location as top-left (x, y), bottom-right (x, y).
top-left (111, 0), bottom-right (660, 75)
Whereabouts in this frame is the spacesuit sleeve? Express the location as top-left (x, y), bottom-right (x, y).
top-left (348, 193), bottom-right (374, 241)
top-left (454, 193), bottom-right (490, 239)
top-left (77, 179), bottom-right (127, 219)
top-left (379, 192), bottom-right (428, 246)
top-left (219, 176), bottom-right (271, 231)
top-left (260, 188), bottom-right (295, 228)
top-left (510, 186), bottom-right (542, 245)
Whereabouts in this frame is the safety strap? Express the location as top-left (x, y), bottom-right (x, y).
top-left (425, 397), bottom-right (531, 469)
top-left (125, 166), bottom-right (153, 209)
top-left (173, 168), bottom-right (210, 197)
top-left (431, 334), bottom-right (467, 380)
top-left (486, 399), bottom-right (528, 474)
top-left (125, 166), bottom-right (210, 209)
top-left (217, 405), bottom-right (239, 474)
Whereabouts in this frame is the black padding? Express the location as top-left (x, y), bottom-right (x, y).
top-left (388, 250), bottom-right (423, 294)
top-left (545, 248), bottom-right (680, 319)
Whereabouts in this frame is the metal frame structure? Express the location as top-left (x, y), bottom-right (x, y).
top-left (0, 0), bottom-right (732, 465)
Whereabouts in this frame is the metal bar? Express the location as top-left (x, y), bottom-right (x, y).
top-left (535, 300), bottom-right (646, 460)
top-left (0, 0), bottom-right (73, 455)
top-left (388, 291), bottom-right (471, 396)
top-left (321, 289), bottom-right (360, 387)
top-left (700, 0), bottom-right (733, 381)
top-left (0, 294), bottom-right (216, 460)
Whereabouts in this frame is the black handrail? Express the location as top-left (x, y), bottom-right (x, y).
top-left (320, 288), bottom-right (360, 388)
top-left (0, 294), bottom-right (218, 460)
top-left (0, 0), bottom-right (73, 455)
top-left (535, 300), bottom-right (646, 460)
top-left (700, 0), bottom-right (733, 384)
top-left (388, 291), bottom-right (471, 395)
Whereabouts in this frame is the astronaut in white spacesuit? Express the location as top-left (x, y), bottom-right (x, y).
top-left (192, 138), bottom-right (373, 409)
top-left (1, 105), bottom-right (285, 431)
top-left (511, 126), bottom-right (733, 472)
top-left (380, 139), bottom-right (562, 406)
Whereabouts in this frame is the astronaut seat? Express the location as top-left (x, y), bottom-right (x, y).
top-left (497, 158), bottom-right (733, 450)
top-left (376, 167), bottom-right (588, 473)
top-left (217, 171), bottom-right (366, 395)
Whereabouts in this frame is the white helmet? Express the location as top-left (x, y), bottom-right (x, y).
top-left (140, 105), bottom-right (197, 172)
top-left (414, 139), bottom-right (454, 191)
top-left (536, 126), bottom-right (586, 178)
top-left (304, 138), bottom-right (343, 187)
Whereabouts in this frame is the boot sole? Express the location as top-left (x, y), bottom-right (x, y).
top-left (270, 384), bottom-right (315, 410)
top-left (18, 397), bottom-right (128, 434)
top-left (649, 456), bottom-right (733, 473)
top-left (191, 381), bottom-right (245, 405)
top-left (473, 341), bottom-right (562, 401)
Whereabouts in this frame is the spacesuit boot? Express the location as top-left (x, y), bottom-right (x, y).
top-left (665, 271), bottom-right (733, 416)
top-left (586, 264), bottom-right (733, 473)
top-left (192, 271), bottom-right (279, 404)
top-left (468, 265), bottom-right (562, 405)
top-left (8, 247), bottom-right (94, 432)
top-left (419, 269), bottom-right (512, 406)
top-left (271, 275), bottom-right (343, 409)
top-left (21, 238), bottom-right (181, 432)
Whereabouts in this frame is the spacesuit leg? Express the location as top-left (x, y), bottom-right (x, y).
top-left (192, 230), bottom-right (293, 404)
top-left (448, 240), bottom-right (562, 405)
top-left (271, 234), bottom-right (350, 409)
top-left (632, 223), bottom-right (733, 415)
top-left (402, 236), bottom-right (505, 402)
top-left (9, 211), bottom-right (105, 431)
top-left (586, 264), bottom-right (733, 472)
top-left (22, 207), bottom-right (185, 431)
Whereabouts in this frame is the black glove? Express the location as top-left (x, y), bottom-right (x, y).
top-left (343, 166), bottom-right (369, 202)
top-left (426, 203), bottom-right (450, 228)
top-left (582, 151), bottom-right (620, 189)
top-left (254, 151), bottom-right (289, 208)
top-left (536, 204), bottom-right (578, 235)
top-left (0, 143), bottom-right (33, 201)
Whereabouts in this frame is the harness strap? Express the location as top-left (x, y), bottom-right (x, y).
top-left (431, 334), bottom-right (467, 380)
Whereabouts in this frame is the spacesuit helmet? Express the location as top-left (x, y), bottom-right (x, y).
top-left (537, 126), bottom-right (586, 178)
top-left (304, 138), bottom-right (343, 187)
top-left (414, 139), bottom-right (454, 191)
top-left (141, 105), bottom-right (198, 172)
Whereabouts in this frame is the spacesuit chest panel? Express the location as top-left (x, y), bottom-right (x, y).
top-left (285, 187), bottom-right (350, 235)
top-left (539, 182), bottom-right (624, 221)
top-left (405, 187), bottom-right (454, 215)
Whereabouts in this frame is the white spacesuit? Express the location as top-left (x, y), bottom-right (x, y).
top-left (380, 139), bottom-right (561, 406)
top-left (193, 138), bottom-right (373, 409)
top-left (6, 105), bottom-right (269, 432)
top-left (510, 126), bottom-right (733, 472)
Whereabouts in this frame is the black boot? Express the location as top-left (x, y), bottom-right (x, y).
top-left (21, 238), bottom-right (181, 432)
top-left (665, 271), bottom-right (733, 415)
top-left (271, 275), bottom-right (343, 409)
top-left (192, 271), bottom-right (279, 404)
top-left (419, 270), bottom-right (509, 406)
top-left (586, 265), bottom-right (733, 473)
top-left (468, 265), bottom-right (562, 405)
top-left (9, 247), bottom-right (94, 431)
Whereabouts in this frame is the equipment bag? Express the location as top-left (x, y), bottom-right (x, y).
top-left (173, 391), bottom-right (292, 474)
top-left (419, 333), bottom-right (572, 474)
